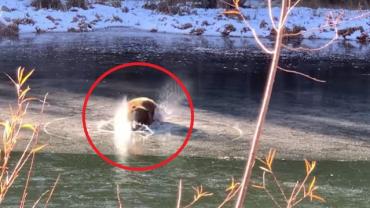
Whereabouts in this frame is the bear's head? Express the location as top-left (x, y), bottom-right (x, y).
top-left (130, 106), bottom-right (152, 130)
top-left (127, 97), bottom-right (157, 130)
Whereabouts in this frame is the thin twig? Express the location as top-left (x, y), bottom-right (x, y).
top-left (265, 188), bottom-right (282, 208)
top-left (268, 0), bottom-right (278, 31)
top-left (287, 181), bottom-right (299, 206)
top-left (271, 172), bottom-right (288, 202)
top-left (19, 152), bottom-right (36, 208)
top-left (261, 171), bottom-right (282, 208)
top-left (282, 27), bottom-right (339, 52)
top-left (44, 174), bottom-right (60, 208)
top-left (176, 179), bottom-right (182, 208)
top-left (289, 174), bottom-right (310, 206)
top-left (218, 186), bottom-right (241, 208)
top-left (183, 186), bottom-right (213, 208)
top-left (117, 184), bottom-right (123, 208)
top-left (278, 66), bottom-right (326, 83)
top-left (283, 0), bottom-right (303, 24)
top-left (233, 2), bottom-right (274, 54)
top-left (32, 190), bottom-right (50, 208)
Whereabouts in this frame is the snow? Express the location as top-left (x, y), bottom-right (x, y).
top-left (0, 0), bottom-right (369, 41)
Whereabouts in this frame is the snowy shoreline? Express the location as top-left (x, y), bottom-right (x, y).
top-left (0, 0), bottom-right (369, 42)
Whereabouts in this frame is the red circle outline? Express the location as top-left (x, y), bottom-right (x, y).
top-left (81, 62), bottom-right (194, 172)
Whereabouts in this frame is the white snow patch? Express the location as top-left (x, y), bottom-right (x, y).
top-left (0, 0), bottom-right (368, 41)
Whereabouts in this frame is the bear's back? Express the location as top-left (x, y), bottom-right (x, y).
top-left (128, 97), bottom-right (157, 115)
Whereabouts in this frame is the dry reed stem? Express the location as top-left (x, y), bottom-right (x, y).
top-left (218, 178), bottom-right (241, 208)
top-left (0, 67), bottom-right (58, 207)
top-left (19, 152), bottom-right (36, 208)
top-left (253, 149), bottom-right (324, 207)
top-left (182, 185), bottom-right (213, 208)
top-left (44, 174), bottom-right (60, 208)
top-left (176, 179), bottom-right (182, 208)
top-left (117, 184), bottom-right (123, 208)
top-left (32, 190), bottom-right (50, 208)
top-left (278, 66), bottom-right (326, 83)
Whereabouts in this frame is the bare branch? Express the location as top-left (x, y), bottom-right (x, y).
top-left (32, 190), bottom-right (50, 208)
top-left (117, 184), bottom-right (123, 208)
top-left (44, 174), bottom-right (60, 208)
top-left (218, 178), bottom-right (241, 208)
top-left (283, 0), bottom-right (303, 25)
top-left (235, 0), bottom-right (290, 207)
top-left (176, 179), bottom-right (182, 208)
top-left (278, 66), bottom-right (326, 83)
top-left (268, 0), bottom-right (278, 31)
top-left (233, 3), bottom-right (274, 54)
top-left (283, 27), bottom-right (339, 52)
top-left (19, 152), bottom-right (36, 208)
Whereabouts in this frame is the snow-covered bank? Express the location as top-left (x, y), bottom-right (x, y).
top-left (0, 0), bottom-right (369, 41)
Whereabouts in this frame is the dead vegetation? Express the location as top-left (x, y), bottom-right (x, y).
top-left (0, 68), bottom-right (59, 206)
top-left (66, 0), bottom-right (88, 9)
top-left (338, 26), bottom-right (365, 39)
top-left (300, 0), bottom-right (370, 9)
top-left (13, 18), bottom-right (36, 26)
top-left (221, 24), bottom-right (236, 36)
top-left (31, 0), bottom-right (89, 10)
top-left (31, 0), bottom-right (65, 10)
top-left (190, 27), bottom-right (205, 35)
top-left (252, 149), bottom-right (325, 207)
top-left (0, 17), bottom-right (37, 37)
top-left (115, 149), bottom-right (325, 208)
top-left (0, 23), bottom-right (19, 37)
top-left (143, 0), bottom-right (247, 15)
top-left (143, 1), bottom-right (193, 15)
top-left (173, 23), bottom-right (193, 30)
top-left (95, 0), bottom-right (122, 8)
top-left (270, 25), bottom-right (306, 41)
top-left (357, 32), bottom-right (369, 43)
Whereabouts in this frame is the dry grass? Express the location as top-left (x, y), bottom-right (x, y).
top-left (66, 0), bottom-right (88, 9)
top-left (0, 67), bottom-right (59, 207)
top-left (94, 0), bottom-right (122, 8)
top-left (252, 149), bottom-right (325, 207)
top-left (31, 0), bottom-right (65, 10)
top-left (126, 154), bottom-right (320, 208)
top-left (0, 23), bottom-right (19, 37)
top-left (142, 1), bottom-right (192, 15)
top-left (142, 0), bottom-right (247, 13)
top-left (300, 0), bottom-right (370, 9)
top-left (166, 149), bottom-right (323, 208)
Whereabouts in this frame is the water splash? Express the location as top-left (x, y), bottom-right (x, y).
top-left (110, 83), bottom-right (187, 156)
top-left (112, 97), bottom-right (156, 157)
top-left (157, 82), bottom-right (186, 119)
top-left (113, 97), bottom-right (132, 156)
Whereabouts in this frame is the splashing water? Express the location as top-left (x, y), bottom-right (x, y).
top-left (110, 82), bottom-right (187, 156)
top-left (113, 97), bottom-right (132, 156)
top-left (112, 97), bottom-right (156, 157)
top-left (157, 82), bottom-right (186, 118)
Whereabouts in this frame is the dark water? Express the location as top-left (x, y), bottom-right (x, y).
top-left (2, 153), bottom-right (370, 208)
top-left (0, 29), bottom-right (369, 125)
top-left (0, 29), bottom-right (369, 104)
top-left (0, 29), bottom-right (369, 207)
top-left (0, 28), bottom-right (369, 146)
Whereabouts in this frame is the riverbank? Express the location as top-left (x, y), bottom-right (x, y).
top-left (0, 29), bottom-right (369, 161)
top-left (0, 0), bottom-right (369, 42)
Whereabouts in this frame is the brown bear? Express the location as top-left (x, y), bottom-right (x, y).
top-left (127, 97), bottom-right (158, 130)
